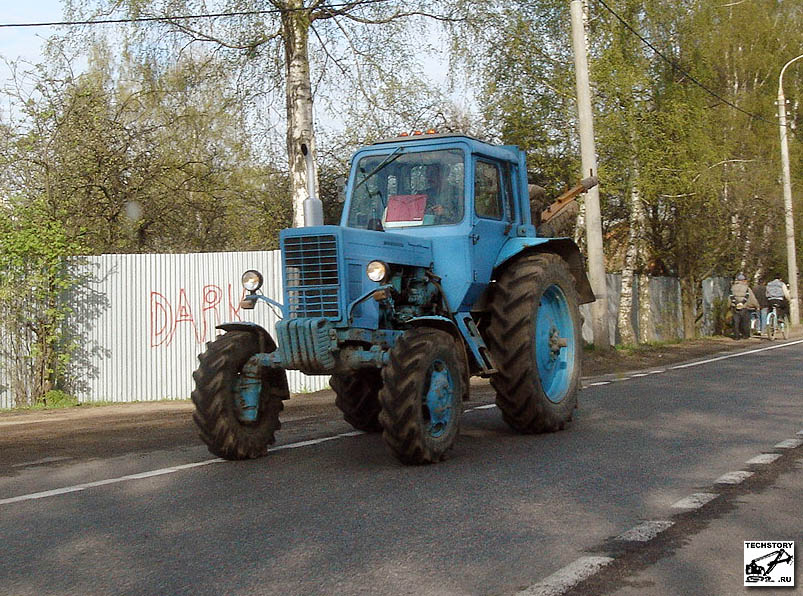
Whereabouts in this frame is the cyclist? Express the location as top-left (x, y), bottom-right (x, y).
top-left (766, 274), bottom-right (791, 326)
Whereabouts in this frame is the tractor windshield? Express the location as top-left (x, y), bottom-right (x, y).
top-left (346, 148), bottom-right (465, 229)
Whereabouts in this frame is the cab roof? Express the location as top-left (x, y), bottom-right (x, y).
top-left (372, 132), bottom-right (484, 145)
top-left (368, 133), bottom-right (521, 163)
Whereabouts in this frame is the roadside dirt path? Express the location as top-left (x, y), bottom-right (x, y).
top-left (1, 334), bottom-right (795, 473)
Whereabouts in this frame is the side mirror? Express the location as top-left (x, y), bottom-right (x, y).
top-left (336, 176), bottom-right (347, 203)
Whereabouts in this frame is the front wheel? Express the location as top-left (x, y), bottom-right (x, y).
top-left (330, 370), bottom-right (383, 432)
top-left (378, 327), bottom-right (466, 464)
top-left (486, 252), bottom-right (582, 433)
top-left (192, 331), bottom-right (287, 459)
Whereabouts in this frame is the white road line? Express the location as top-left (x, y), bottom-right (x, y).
top-left (746, 453), bottom-right (782, 465)
top-left (587, 381), bottom-right (610, 386)
top-left (268, 431), bottom-right (364, 451)
top-left (775, 438), bottom-right (803, 449)
top-left (715, 471), bottom-right (753, 485)
top-left (471, 404), bottom-right (498, 410)
top-left (0, 432), bottom-right (367, 507)
top-left (671, 492), bottom-right (718, 510)
top-left (517, 556), bottom-right (614, 596)
top-left (630, 373), bottom-right (649, 377)
top-left (616, 521), bottom-right (674, 542)
top-left (670, 339), bottom-right (803, 370)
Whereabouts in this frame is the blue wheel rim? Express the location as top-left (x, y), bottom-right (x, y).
top-left (535, 284), bottom-right (575, 403)
top-left (423, 359), bottom-right (454, 438)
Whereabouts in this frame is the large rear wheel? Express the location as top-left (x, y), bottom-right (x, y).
top-left (192, 331), bottom-right (287, 459)
top-left (378, 327), bottom-right (466, 464)
top-left (486, 252), bottom-right (582, 433)
top-left (330, 370), bottom-right (383, 432)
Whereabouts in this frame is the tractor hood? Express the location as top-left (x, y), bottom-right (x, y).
top-left (280, 225), bottom-right (432, 328)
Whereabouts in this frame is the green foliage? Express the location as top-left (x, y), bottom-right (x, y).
top-left (472, 0), bottom-right (802, 293)
top-left (0, 199), bottom-right (88, 406)
top-left (2, 43), bottom-right (293, 255)
top-left (42, 390), bottom-right (80, 409)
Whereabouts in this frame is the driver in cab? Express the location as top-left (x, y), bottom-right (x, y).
top-left (419, 165), bottom-right (459, 224)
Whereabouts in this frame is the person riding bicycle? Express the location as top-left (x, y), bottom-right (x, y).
top-left (730, 273), bottom-right (759, 340)
top-left (766, 274), bottom-right (791, 324)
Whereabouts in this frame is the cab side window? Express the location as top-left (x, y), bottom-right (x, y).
top-left (474, 161), bottom-right (503, 220)
top-left (503, 163), bottom-right (515, 221)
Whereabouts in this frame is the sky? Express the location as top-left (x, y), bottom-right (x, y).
top-left (0, 1), bottom-right (63, 82)
top-left (0, 1), bottom-right (455, 132)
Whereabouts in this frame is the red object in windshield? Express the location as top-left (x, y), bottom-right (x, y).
top-left (385, 194), bottom-right (427, 227)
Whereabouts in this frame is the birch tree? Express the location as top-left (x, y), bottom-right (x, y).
top-left (67, 0), bottom-right (468, 228)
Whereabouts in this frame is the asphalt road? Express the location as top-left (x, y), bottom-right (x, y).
top-left (1, 341), bottom-right (802, 596)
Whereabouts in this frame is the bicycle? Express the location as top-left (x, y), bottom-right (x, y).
top-left (750, 310), bottom-right (761, 336)
top-left (765, 300), bottom-right (789, 341)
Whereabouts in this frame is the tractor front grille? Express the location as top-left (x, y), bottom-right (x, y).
top-left (284, 234), bottom-right (341, 319)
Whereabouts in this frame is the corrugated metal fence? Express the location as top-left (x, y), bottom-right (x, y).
top-left (0, 251), bottom-right (329, 409)
top-left (580, 274), bottom-right (728, 345)
top-left (0, 250), bottom-right (733, 409)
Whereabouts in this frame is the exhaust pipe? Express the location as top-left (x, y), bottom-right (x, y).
top-left (301, 143), bottom-right (324, 227)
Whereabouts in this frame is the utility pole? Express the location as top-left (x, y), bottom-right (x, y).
top-left (570, 0), bottom-right (610, 348)
top-left (778, 55), bottom-right (802, 326)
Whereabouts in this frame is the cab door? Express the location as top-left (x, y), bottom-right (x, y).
top-left (465, 158), bottom-right (515, 308)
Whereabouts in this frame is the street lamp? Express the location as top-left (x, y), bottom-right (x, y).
top-left (778, 54), bottom-right (802, 326)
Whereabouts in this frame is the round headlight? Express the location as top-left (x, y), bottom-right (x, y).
top-left (242, 270), bottom-right (264, 292)
top-left (366, 261), bottom-right (389, 283)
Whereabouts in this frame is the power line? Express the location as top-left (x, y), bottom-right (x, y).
top-left (595, 0), bottom-right (782, 128)
top-left (0, 0), bottom-right (391, 29)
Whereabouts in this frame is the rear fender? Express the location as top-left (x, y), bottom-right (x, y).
top-left (407, 315), bottom-right (461, 341)
top-left (494, 237), bottom-right (595, 304)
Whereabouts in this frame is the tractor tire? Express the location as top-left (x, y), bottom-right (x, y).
top-left (192, 331), bottom-right (287, 459)
top-left (486, 252), bottom-right (582, 433)
top-left (378, 327), bottom-right (466, 464)
top-left (330, 370), bottom-right (383, 432)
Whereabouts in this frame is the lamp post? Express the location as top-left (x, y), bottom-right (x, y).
top-left (778, 54), bottom-right (802, 326)
top-left (570, 0), bottom-right (609, 348)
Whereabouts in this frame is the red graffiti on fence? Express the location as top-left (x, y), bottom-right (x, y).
top-left (150, 283), bottom-right (247, 347)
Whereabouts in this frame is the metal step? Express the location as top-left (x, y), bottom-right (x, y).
top-left (455, 312), bottom-right (498, 376)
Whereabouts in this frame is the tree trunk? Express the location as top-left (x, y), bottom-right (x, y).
top-left (574, 199), bottom-right (586, 249)
top-left (679, 275), bottom-right (697, 339)
top-left (637, 273), bottom-right (652, 343)
top-left (617, 181), bottom-right (644, 345)
top-left (282, 4), bottom-right (318, 229)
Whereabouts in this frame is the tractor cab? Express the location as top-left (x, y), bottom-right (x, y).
top-left (343, 133), bottom-right (531, 311)
top-left (344, 133), bottom-right (528, 233)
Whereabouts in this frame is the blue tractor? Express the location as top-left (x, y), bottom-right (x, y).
top-left (191, 133), bottom-right (596, 464)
